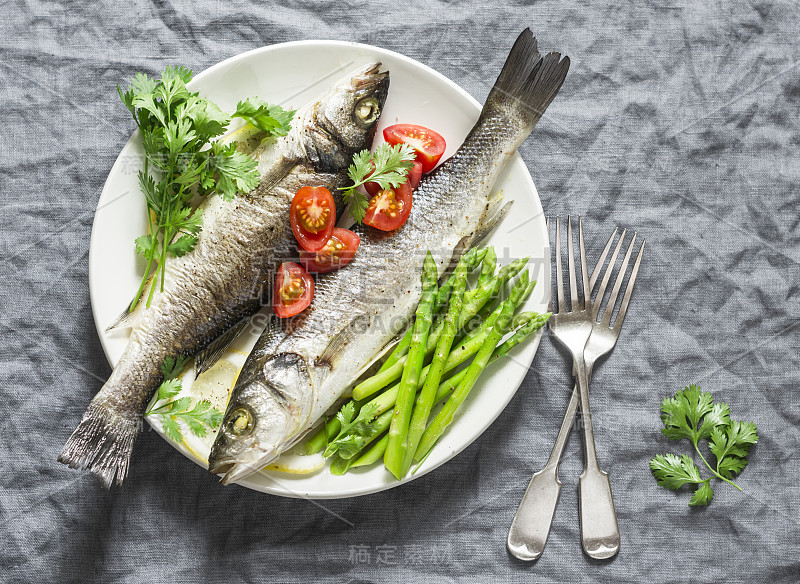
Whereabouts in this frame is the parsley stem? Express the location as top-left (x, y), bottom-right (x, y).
top-left (694, 441), bottom-right (742, 491)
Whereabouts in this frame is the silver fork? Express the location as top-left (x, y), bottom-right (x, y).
top-left (507, 217), bottom-right (645, 561)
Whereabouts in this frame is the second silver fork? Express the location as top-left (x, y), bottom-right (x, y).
top-left (507, 217), bottom-right (645, 561)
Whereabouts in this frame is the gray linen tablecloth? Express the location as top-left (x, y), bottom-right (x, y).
top-left (2, 1), bottom-right (799, 582)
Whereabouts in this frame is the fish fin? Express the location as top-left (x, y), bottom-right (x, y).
top-left (195, 320), bottom-right (249, 376)
top-left (315, 313), bottom-right (371, 369)
top-left (449, 199), bottom-right (512, 265)
top-left (344, 328), bottom-right (409, 384)
top-left (473, 200), bottom-right (514, 246)
top-left (105, 279), bottom-right (152, 331)
top-left (58, 403), bottom-right (139, 488)
top-left (105, 304), bottom-right (138, 332)
top-left (486, 29), bottom-right (570, 131)
top-left (257, 158), bottom-right (294, 193)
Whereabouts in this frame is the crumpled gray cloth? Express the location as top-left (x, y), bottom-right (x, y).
top-left (1, 1), bottom-right (798, 582)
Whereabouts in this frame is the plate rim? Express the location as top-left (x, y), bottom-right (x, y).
top-left (88, 39), bottom-right (549, 499)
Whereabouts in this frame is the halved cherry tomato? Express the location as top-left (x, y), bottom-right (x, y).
top-left (365, 159), bottom-right (423, 196)
top-left (290, 186), bottom-right (335, 252)
top-left (299, 228), bottom-right (360, 273)
top-left (273, 262), bottom-right (314, 318)
top-left (364, 180), bottom-right (413, 231)
top-left (383, 124), bottom-right (446, 173)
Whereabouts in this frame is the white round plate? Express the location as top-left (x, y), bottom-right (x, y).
top-left (89, 40), bottom-right (550, 499)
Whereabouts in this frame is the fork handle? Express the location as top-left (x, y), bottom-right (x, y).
top-left (573, 355), bottom-right (620, 559)
top-left (579, 467), bottom-right (620, 559)
top-left (507, 377), bottom-right (579, 561)
top-left (507, 462), bottom-right (562, 561)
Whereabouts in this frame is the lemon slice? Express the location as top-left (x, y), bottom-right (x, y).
top-left (263, 451), bottom-right (326, 475)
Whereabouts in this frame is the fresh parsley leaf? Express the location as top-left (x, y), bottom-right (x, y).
top-left (208, 143), bottom-right (260, 201)
top-left (368, 142), bottom-right (415, 189)
top-left (649, 453), bottom-right (705, 490)
top-left (161, 415), bottom-right (183, 443)
top-left (335, 401), bottom-right (356, 428)
top-left (650, 384), bottom-right (758, 506)
top-left (162, 64), bottom-right (193, 85)
top-left (119, 67), bottom-right (295, 309)
top-left (689, 481), bottom-right (715, 506)
top-left (709, 421), bottom-right (758, 479)
top-left (134, 234), bottom-right (157, 259)
top-left (341, 188), bottom-right (369, 223)
top-left (324, 403), bottom-right (380, 458)
top-left (232, 98), bottom-right (295, 136)
top-left (660, 384), bottom-right (730, 444)
top-left (145, 357), bottom-right (224, 444)
top-left (167, 234), bottom-right (198, 257)
top-left (161, 355), bottom-right (190, 379)
top-left (184, 96), bottom-right (230, 140)
top-left (155, 378), bottom-right (183, 402)
top-left (339, 143), bottom-right (416, 223)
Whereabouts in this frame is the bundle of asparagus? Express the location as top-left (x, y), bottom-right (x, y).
top-left (301, 246), bottom-right (550, 480)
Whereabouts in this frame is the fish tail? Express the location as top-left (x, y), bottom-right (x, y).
top-left (58, 402), bottom-right (139, 488)
top-left (485, 28), bottom-right (570, 131)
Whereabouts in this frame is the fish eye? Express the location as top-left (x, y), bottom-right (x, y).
top-left (354, 97), bottom-right (380, 126)
top-left (225, 406), bottom-right (254, 437)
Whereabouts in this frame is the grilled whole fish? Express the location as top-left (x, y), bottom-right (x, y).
top-left (208, 30), bottom-right (570, 485)
top-left (59, 64), bottom-right (390, 487)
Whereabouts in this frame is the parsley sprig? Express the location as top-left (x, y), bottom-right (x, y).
top-left (322, 401), bottom-right (380, 459)
top-left (340, 143), bottom-right (416, 223)
top-left (118, 66), bottom-right (295, 309)
top-left (144, 356), bottom-right (224, 444)
top-left (650, 385), bottom-right (758, 506)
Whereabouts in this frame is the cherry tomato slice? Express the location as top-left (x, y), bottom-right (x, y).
top-left (365, 160), bottom-right (423, 197)
top-left (290, 186), bottom-right (335, 252)
top-left (273, 262), bottom-right (314, 318)
top-left (364, 180), bottom-right (413, 232)
top-left (299, 228), bottom-right (360, 274)
top-left (383, 124), bottom-right (446, 174)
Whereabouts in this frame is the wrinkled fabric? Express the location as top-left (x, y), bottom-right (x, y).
top-left (1, 1), bottom-right (799, 583)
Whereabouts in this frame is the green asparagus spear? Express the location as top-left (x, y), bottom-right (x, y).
top-left (352, 257), bottom-right (529, 400)
top-left (414, 276), bottom-right (526, 461)
top-left (384, 252), bottom-right (438, 479)
top-left (478, 246), bottom-right (497, 287)
top-left (327, 304), bottom-right (542, 462)
top-left (334, 312), bottom-right (551, 473)
top-left (330, 454), bottom-right (353, 476)
top-left (376, 247), bottom-right (487, 375)
top-left (334, 409), bottom-right (391, 459)
top-left (302, 420), bottom-right (337, 455)
top-left (402, 258), bottom-right (467, 474)
top-left (350, 433), bottom-right (390, 469)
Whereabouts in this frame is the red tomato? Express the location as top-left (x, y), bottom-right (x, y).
top-left (290, 186), bottom-right (335, 252)
top-left (273, 262), bottom-right (314, 318)
top-left (299, 228), bottom-right (360, 273)
top-left (365, 160), bottom-right (423, 196)
top-left (383, 124), bottom-right (446, 173)
top-left (364, 181), bottom-right (413, 231)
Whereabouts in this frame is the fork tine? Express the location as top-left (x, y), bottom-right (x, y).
top-left (567, 216), bottom-right (578, 310)
top-left (578, 217), bottom-right (590, 311)
top-left (613, 238), bottom-right (646, 331)
top-left (594, 229), bottom-right (627, 318)
top-left (555, 217), bottom-right (565, 313)
top-left (589, 227), bottom-right (619, 291)
top-left (601, 232), bottom-right (638, 328)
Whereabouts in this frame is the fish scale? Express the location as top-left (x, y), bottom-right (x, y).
top-left (209, 29), bottom-right (571, 485)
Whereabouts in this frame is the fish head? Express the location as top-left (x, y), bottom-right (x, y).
top-left (208, 352), bottom-right (314, 485)
top-left (303, 62), bottom-right (390, 171)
